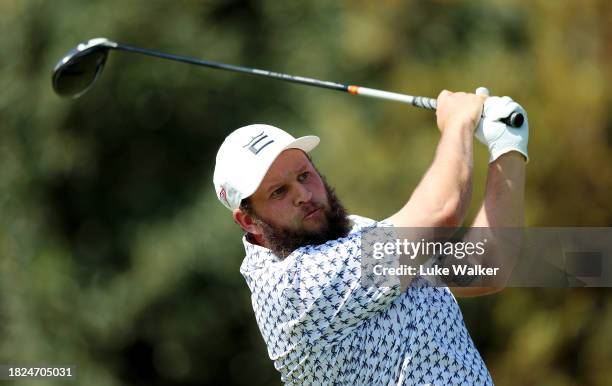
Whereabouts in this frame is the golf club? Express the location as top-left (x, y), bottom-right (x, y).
top-left (52, 37), bottom-right (524, 127)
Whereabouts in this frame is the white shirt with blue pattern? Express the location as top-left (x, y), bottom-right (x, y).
top-left (240, 215), bottom-right (494, 385)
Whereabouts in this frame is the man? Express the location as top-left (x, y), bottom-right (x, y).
top-left (213, 90), bottom-right (528, 385)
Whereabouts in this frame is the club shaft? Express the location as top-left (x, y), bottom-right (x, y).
top-left (111, 42), bottom-right (522, 127)
top-left (113, 43), bottom-right (438, 110)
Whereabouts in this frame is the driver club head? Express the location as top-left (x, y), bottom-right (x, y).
top-left (52, 37), bottom-right (117, 98)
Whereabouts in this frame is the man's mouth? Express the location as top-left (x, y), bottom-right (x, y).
top-left (303, 207), bottom-right (322, 220)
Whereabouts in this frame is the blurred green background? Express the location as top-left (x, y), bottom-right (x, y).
top-left (1, 0), bottom-right (611, 385)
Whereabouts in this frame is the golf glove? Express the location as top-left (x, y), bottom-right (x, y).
top-left (475, 96), bottom-right (529, 163)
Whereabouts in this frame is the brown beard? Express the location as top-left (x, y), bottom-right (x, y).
top-left (246, 176), bottom-right (351, 259)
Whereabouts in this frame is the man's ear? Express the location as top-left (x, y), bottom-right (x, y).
top-left (233, 209), bottom-right (262, 235)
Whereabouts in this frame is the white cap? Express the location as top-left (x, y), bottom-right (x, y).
top-left (213, 124), bottom-right (320, 211)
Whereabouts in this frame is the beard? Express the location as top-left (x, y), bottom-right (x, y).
top-left (248, 178), bottom-right (351, 259)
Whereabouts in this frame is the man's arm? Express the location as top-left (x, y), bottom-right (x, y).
top-left (450, 152), bottom-right (526, 297)
top-left (473, 152), bottom-right (525, 228)
top-left (386, 91), bottom-right (485, 228)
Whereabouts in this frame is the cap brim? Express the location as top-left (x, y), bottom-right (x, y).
top-left (284, 135), bottom-right (320, 154)
top-left (241, 135), bottom-right (320, 200)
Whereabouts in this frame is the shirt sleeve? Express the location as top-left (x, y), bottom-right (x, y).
top-left (281, 223), bottom-right (402, 348)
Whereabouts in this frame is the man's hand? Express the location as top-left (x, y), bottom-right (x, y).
top-left (475, 96), bottom-right (529, 163)
top-left (436, 90), bottom-right (487, 134)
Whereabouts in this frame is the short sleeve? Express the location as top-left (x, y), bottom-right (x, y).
top-left (281, 222), bottom-right (401, 348)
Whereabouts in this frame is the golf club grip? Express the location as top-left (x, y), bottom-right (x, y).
top-left (408, 96), bottom-right (524, 128)
top-left (412, 96), bottom-right (437, 110)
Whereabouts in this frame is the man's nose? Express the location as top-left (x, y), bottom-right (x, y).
top-left (293, 184), bottom-right (312, 206)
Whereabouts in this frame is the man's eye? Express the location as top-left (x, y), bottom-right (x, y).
top-left (298, 172), bottom-right (310, 182)
top-left (270, 186), bottom-right (286, 198)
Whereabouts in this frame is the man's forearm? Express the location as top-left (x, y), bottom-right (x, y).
top-left (452, 152), bottom-right (525, 296)
top-left (472, 152), bottom-right (525, 227)
top-left (410, 123), bottom-right (474, 226)
top-left (386, 90), bottom-right (484, 228)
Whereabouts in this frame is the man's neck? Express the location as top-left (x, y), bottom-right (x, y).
top-left (246, 233), bottom-right (267, 248)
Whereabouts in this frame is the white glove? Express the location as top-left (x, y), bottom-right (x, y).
top-left (475, 95), bottom-right (529, 163)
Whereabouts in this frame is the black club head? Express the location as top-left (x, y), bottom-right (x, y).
top-left (52, 38), bottom-right (116, 98)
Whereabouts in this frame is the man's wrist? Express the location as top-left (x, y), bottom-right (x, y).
top-left (442, 121), bottom-right (476, 135)
top-left (490, 151), bottom-right (526, 165)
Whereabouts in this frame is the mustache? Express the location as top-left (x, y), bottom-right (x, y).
top-left (300, 202), bottom-right (325, 217)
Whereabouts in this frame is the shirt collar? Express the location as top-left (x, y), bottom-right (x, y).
top-left (242, 234), bottom-right (281, 268)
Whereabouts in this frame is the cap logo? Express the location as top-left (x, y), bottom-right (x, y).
top-left (243, 131), bottom-right (274, 155)
top-left (219, 187), bottom-right (230, 206)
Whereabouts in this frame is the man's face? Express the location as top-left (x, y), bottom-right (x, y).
top-left (241, 149), bottom-right (350, 257)
top-left (250, 149), bottom-right (329, 232)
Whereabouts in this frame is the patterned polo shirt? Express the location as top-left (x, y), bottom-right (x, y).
top-left (239, 215), bottom-right (493, 385)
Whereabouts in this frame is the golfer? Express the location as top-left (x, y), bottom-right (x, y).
top-left (213, 90), bottom-right (528, 385)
